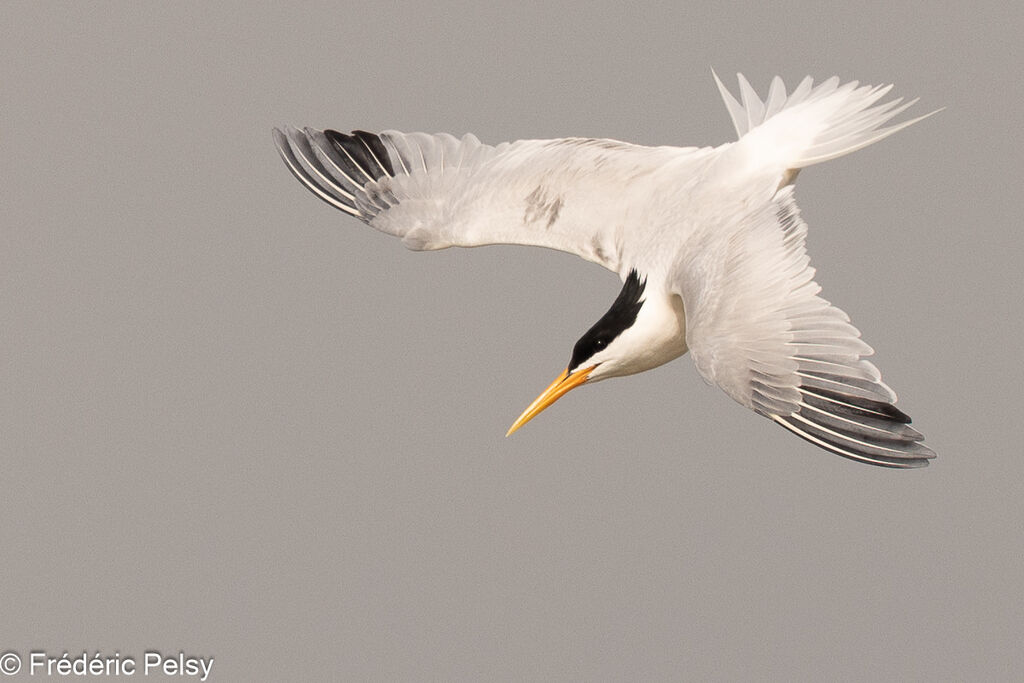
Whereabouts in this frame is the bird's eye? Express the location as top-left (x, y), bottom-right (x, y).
top-left (594, 339), bottom-right (607, 350)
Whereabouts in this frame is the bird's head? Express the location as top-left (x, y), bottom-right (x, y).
top-left (506, 269), bottom-right (687, 435)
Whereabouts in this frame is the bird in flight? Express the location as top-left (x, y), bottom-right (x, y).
top-left (273, 72), bottom-right (937, 468)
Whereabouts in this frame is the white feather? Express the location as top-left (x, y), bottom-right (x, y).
top-left (272, 72), bottom-right (937, 467)
top-left (712, 73), bottom-right (941, 178)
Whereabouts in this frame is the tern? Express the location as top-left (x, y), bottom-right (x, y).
top-left (273, 72), bottom-right (937, 468)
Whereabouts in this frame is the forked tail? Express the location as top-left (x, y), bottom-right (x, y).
top-left (713, 71), bottom-right (939, 171)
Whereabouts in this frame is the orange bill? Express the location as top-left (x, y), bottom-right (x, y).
top-left (505, 365), bottom-right (596, 436)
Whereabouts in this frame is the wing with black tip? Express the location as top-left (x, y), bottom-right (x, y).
top-left (273, 126), bottom-right (692, 270)
top-left (679, 186), bottom-right (934, 468)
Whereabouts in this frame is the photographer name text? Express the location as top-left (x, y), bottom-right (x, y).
top-left (0, 651), bottom-right (212, 680)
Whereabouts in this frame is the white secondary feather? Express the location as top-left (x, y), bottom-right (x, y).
top-left (273, 72), bottom-right (936, 467)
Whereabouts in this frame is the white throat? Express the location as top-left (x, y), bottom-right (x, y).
top-left (589, 288), bottom-right (688, 381)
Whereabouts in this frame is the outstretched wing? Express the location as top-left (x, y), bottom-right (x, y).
top-left (273, 127), bottom-right (683, 271)
top-left (678, 185), bottom-right (934, 468)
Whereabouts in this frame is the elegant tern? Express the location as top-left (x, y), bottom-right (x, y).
top-left (273, 72), bottom-right (937, 468)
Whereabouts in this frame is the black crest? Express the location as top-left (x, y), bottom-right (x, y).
top-left (568, 269), bottom-right (646, 371)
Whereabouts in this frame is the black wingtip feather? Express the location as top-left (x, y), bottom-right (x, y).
top-left (774, 371), bottom-right (935, 467)
top-left (353, 130), bottom-right (395, 177)
top-left (776, 416), bottom-right (932, 469)
top-left (801, 385), bottom-right (911, 423)
top-left (325, 129), bottom-right (392, 183)
top-left (273, 127), bottom-right (360, 216)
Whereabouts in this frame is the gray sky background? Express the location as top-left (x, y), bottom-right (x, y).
top-left (3, 2), bottom-right (1022, 680)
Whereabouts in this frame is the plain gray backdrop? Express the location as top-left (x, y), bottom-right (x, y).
top-left (3, 2), bottom-right (1022, 680)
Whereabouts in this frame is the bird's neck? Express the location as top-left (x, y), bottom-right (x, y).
top-left (610, 286), bottom-right (689, 378)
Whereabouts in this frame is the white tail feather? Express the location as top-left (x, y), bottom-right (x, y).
top-left (713, 71), bottom-right (939, 171)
